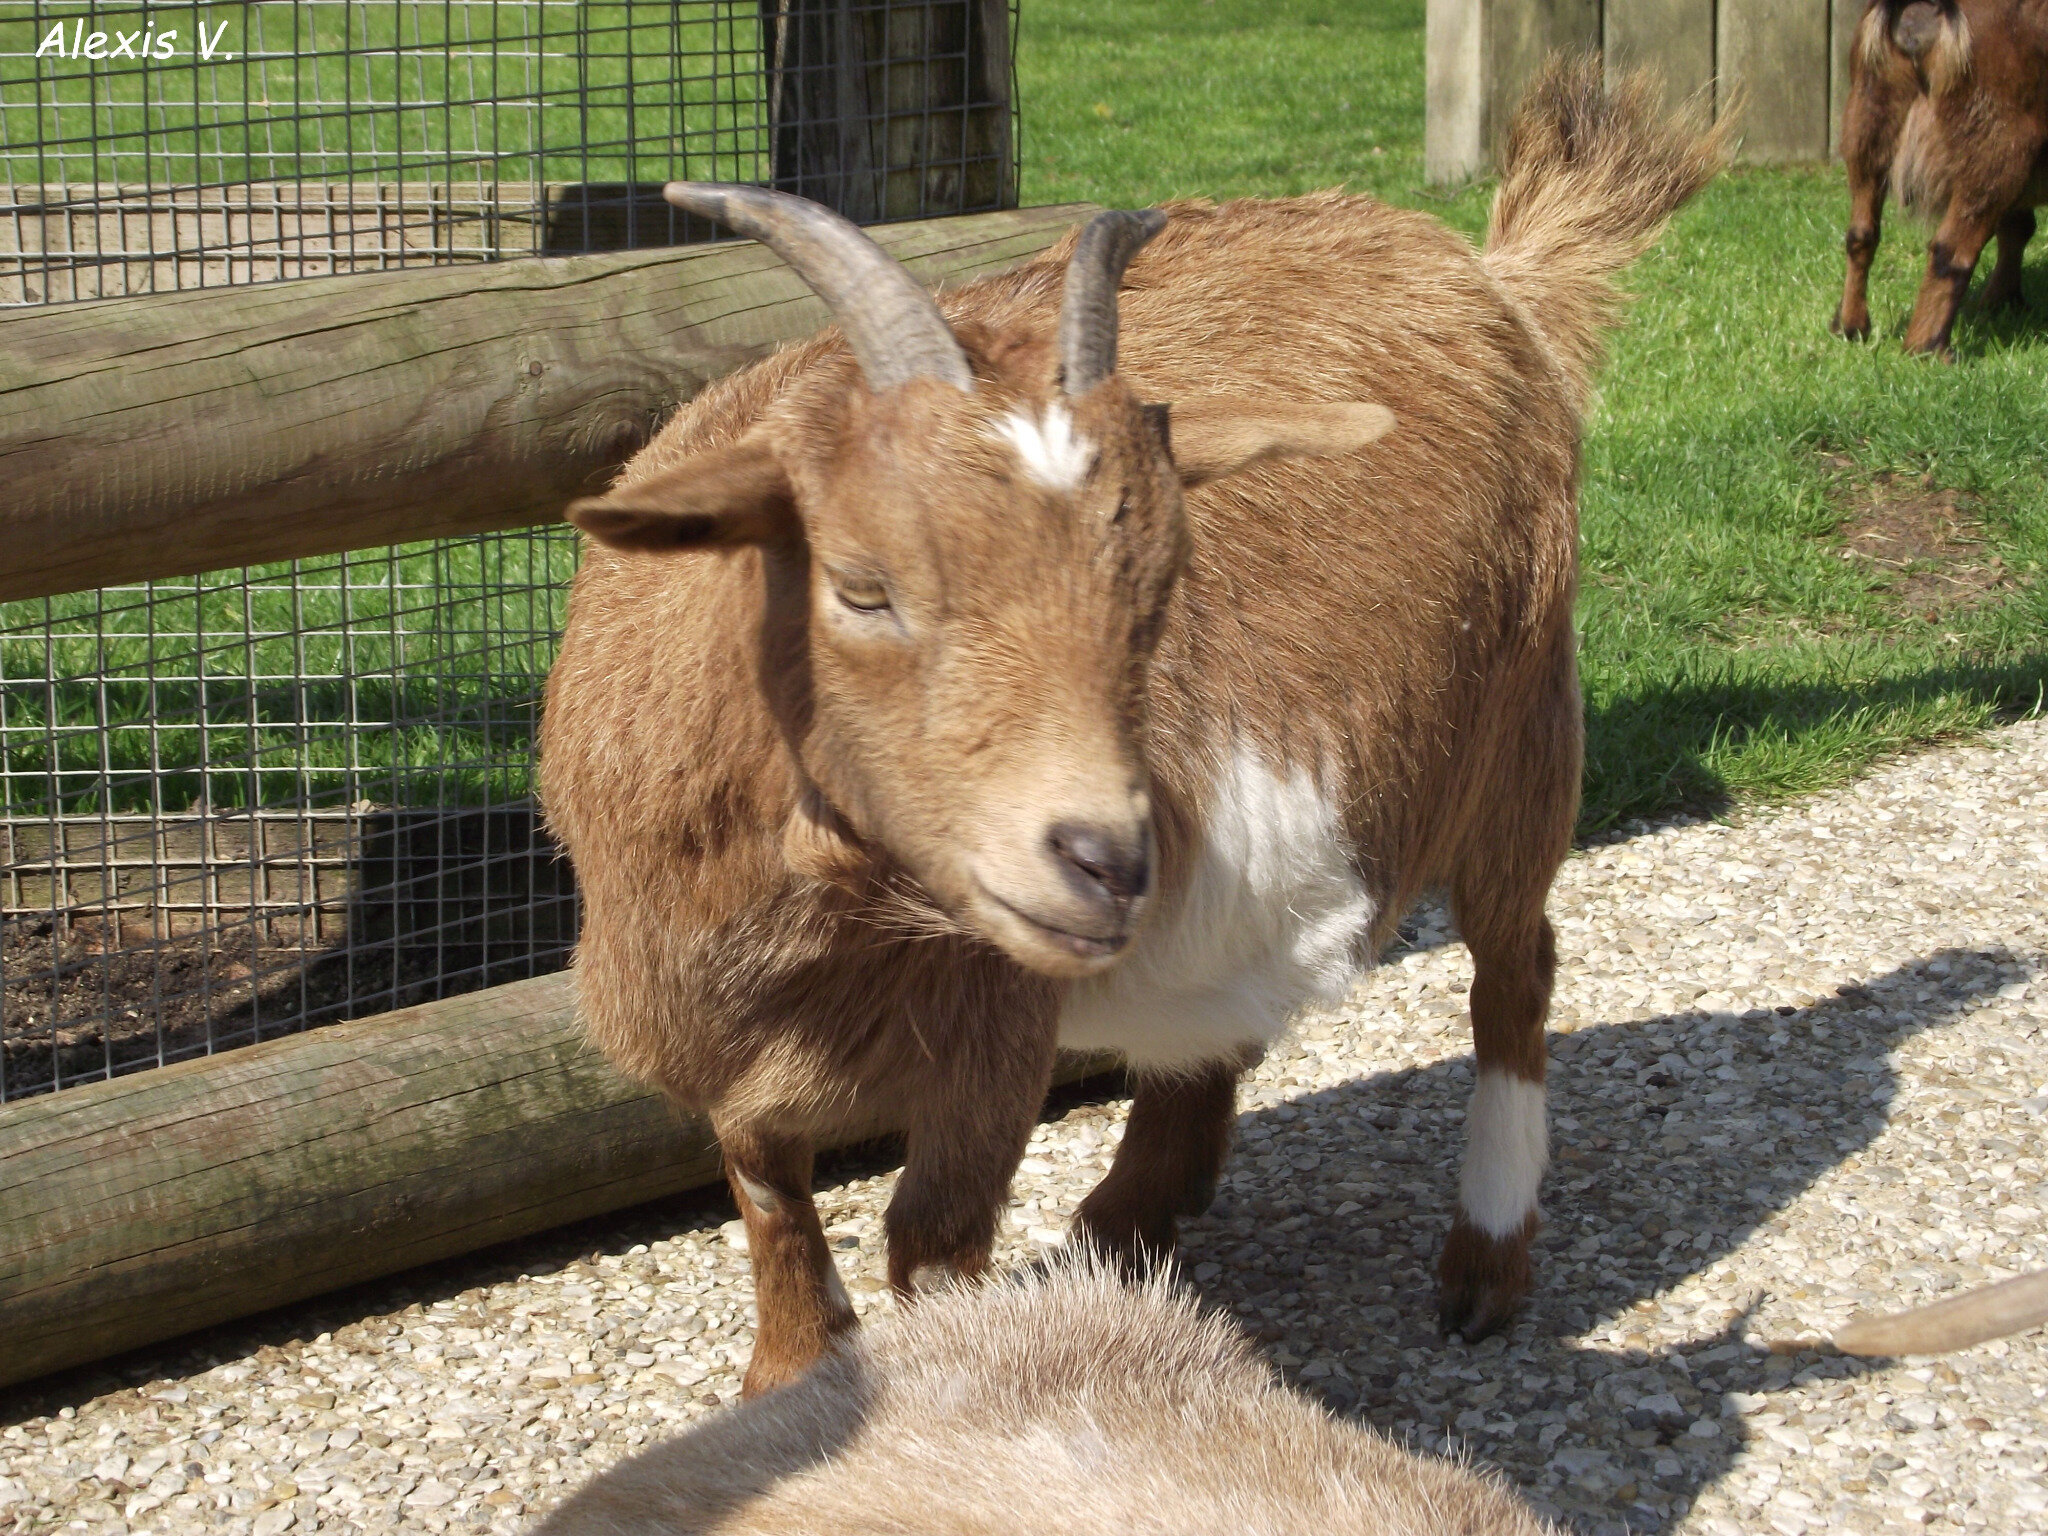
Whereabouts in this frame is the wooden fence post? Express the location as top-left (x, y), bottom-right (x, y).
top-left (1603, 0), bottom-right (1714, 126)
top-left (1430, 1), bottom-right (1868, 179)
top-left (1719, 0), bottom-right (1832, 161)
top-left (761, 0), bottom-right (1014, 221)
top-left (1428, 0), bottom-right (1601, 184)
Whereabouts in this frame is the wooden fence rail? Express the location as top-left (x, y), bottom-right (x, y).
top-left (1426, 0), bottom-right (1867, 183)
top-left (0, 201), bottom-right (1092, 606)
top-left (0, 972), bottom-right (1115, 1391)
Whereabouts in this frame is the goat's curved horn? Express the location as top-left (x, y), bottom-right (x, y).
top-left (663, 182), bottom-right (973, 393)
top-left (1834, 1268), bottom-right (2048, 1356)
top-left (1058, 209), bottom-right (1168, 396)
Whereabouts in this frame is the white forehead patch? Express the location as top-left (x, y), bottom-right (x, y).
top-left (990, 402), bottom-right (1097, 493)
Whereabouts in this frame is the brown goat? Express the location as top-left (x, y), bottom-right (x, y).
top-left (1835, 0), bottom-right (2048, 356)
top-left (540, 58), bottom-right (1724, 1397)
top-left (530, 1260), bottom-right (1553, 1536)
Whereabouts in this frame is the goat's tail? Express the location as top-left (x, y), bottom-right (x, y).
top-left (1482, 56), bottom-right (1729, 410)
top-left (1859, 0), bottom-right (1972, 98)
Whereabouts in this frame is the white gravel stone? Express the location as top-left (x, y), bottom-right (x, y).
top-left (5, 719), bottom-right (2048, 1535)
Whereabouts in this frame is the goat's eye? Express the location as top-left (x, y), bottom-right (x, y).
top-left (831, 573), bottom-right (892, 613)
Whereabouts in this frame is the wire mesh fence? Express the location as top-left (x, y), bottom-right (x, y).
top-left (0, 0), bottom-right (1018, 1100)
top-left (0, 530), bottom-right (582, 1101)
top-left (0, 0), bottom-right (1017, 303)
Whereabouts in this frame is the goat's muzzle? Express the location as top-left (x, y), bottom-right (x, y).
top-left (969, 815), bottom-right (1152, 975)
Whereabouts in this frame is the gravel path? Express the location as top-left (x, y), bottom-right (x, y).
top-left (5, 719), bottom-right (2046, 1536)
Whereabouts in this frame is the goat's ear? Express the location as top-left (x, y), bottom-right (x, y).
top-left (1162, 400), bottom-right (1394, 486)
top-left (566, 439), bottom-right (798, 552)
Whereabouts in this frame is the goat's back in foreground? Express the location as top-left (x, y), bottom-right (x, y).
top-left (533, 1263), bottom-right (1550, 1535)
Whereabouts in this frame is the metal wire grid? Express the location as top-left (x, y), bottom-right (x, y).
top-left (0, 0), bottom-right (1019, 303)
top-left (0, 529), bottom-right (582, 1101)
top-left (0, 1), bottom-right (1018, 1100)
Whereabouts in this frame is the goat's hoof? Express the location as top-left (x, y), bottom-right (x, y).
top-left (1831, 311), bottom-right (1870, 342)
top-left (1437, 1214), bottom-right (1535, 1342)
top-left (1903, 333), bottom-right (1957, 362)
top-left (886, 1243), bottom-right (989, 1301)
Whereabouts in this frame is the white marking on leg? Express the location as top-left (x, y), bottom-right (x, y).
top-left (734, 1169), bottom-right (782, 1215)
top-left (1459, 1070), bottom-right (1547, 1238)
top-left (989, 402), bottom-right (1096, 492)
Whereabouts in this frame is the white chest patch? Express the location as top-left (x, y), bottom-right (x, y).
top-left (1057, 748), bottom-right (1377, 1070)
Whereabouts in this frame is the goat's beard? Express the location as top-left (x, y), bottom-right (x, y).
top-left (856, 867), bottom-right (976, 947)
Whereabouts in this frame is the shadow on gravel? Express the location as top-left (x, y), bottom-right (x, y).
top-left (4, 951), bottom-right (2020, 1535)
top-left (1178, 943), bottom-right (2024, 1535)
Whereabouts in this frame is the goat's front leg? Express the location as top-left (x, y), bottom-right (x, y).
top-left (885, 1012), bottom-right (1060, 1295)
top-left (717, 1123), bottom-right (854, 1398)
top-left (1979, 207), bottom-right (2036, 313)
top-left (1073, 1056), bottom-right (1244, 1267)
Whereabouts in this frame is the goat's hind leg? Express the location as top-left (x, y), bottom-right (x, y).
top-left (1073, 1055), bottom-right (1244, 1267)
top-left (1979, 207), bottom-right (2035, 313)
top-left (1835, 161), bottom-right (1891, 341)
top-left (1834, 67), bottom-right (1903, 340)
top-left (1437, 672), bottom-right (1576, 1340)
top-left (1438, 900), bottom-right (1555, 1340)
top-left (1906, 174), bottom-right (2034, 358)
top-left (720, 1124), bottom-right (854, 1398)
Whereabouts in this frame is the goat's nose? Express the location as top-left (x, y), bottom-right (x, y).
top-left (1046, 821), bottom-right (1151, 913)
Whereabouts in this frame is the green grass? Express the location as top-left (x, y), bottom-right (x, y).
top-left (1017, 0), bottom-right (2048, 833)
top-left (0, 537), bottom-right (577, 817)
top-left (0, 2), bottom-right (764, 188)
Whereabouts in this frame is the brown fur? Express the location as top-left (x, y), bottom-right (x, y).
top-left (1835, 0), bottom-right (2048, 356)
top-left (531, 1261), bottom-right (1554, 1536)
top-left (1486, 65), bottom-right (1732, 405)
top-left (539, 56), bottom-right (1722, 1394)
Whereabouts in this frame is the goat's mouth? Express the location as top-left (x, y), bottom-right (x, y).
top-left (973, 882), bottom-right (1131, 972)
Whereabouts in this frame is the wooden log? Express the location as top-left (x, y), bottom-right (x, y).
top-left (0, 972), bottom-right (1120, 1390)
top-left (1, 181), bottom-right (731, 306)
top-left (0, 201), bottom-right (1093, 606)
top-left (763, 0), bottom-right (1015, 222)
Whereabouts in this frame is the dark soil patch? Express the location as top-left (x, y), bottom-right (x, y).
top-left (0, 917), bottom-right (567, 1101)
top-left (2, 804), bottom-right (581, 1100)
top-left (1826, 460), bottom-right (2020, 619)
